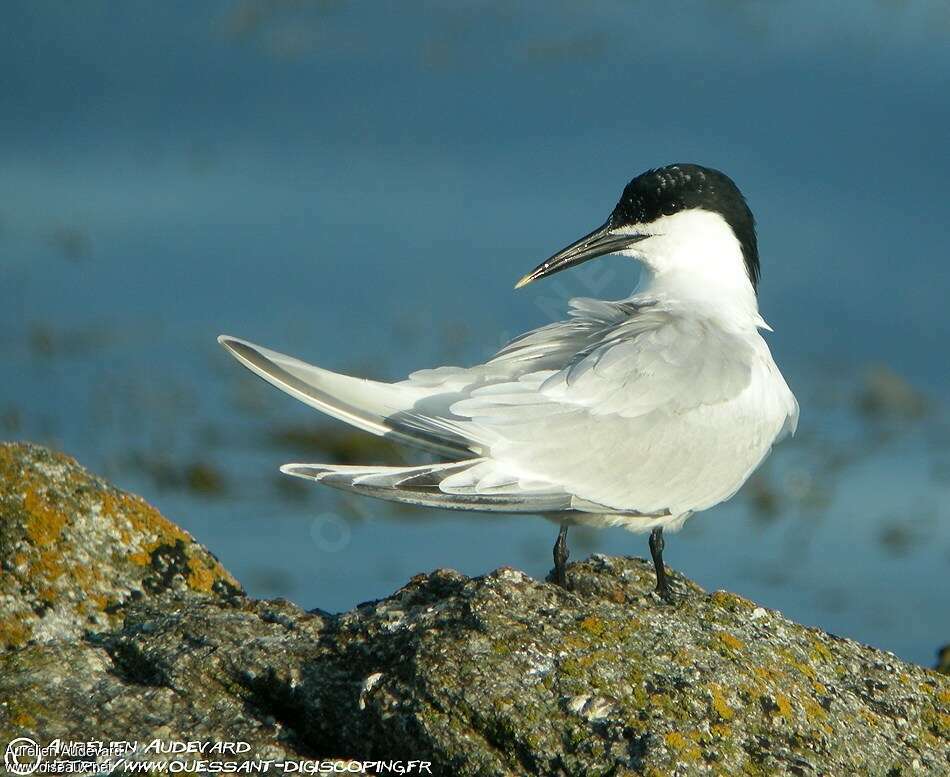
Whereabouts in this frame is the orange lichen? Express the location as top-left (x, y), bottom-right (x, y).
top-left (774, 693), bottom-right (793, 719)
top-left (99, 489), bottom-right (237, 592)
top-left (710, 723), bottom-right (732, 738)
top-left (129, 550), bottom-right (150, 567)
top-left (808, 638), bottom-right (834, 663)
top-left (859, 708), bottom-right (879, 727)
top-left (12, 711), bottom-right (37, 728)
top-left (778, 648), bottom-right (817, 681)
top-left (579, 616), bottom-right (607, 637)
top-left (667, 731), bottom-right (686, 745)
top-left (710, 590), bottom-right (753, 611)
top-left (23, 488), bottom-right (68, 546)
top-left (1, 446), bottom-right (238, 619)
top-left (100, 490), bottom-right (190, 545)
top-left (663, 731), bottom-right (701, 761)
top-left (671, 648), bottom-right (695, 666)
top-left (708, 683), bottom-right (735, 721)
top-left (0, 617), bottom-right (31, 648)
top-left (803, 698), bottom-right (827, 721)
top-left (186, 557), bottom-right (220, 593)
top-left (716, 631), bottom-right (745, 652)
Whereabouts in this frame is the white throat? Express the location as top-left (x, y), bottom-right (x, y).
top-left (619, 209), bottom-right (761, 325)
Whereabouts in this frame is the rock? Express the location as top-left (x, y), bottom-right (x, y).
top-left (0, 442), bottom-right (240, 650)
top-left (2, 443), bottom-right (949, 775)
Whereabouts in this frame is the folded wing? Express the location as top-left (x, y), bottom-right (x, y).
top-left (220, 298), bottom-right (789, 518)
top-left (446, 308), bottom-right (774, 514)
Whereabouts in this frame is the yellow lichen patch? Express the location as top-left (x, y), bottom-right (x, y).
top-left (579, 616), bottom-right (607, 638)
top-left (774, 693), bottom-right (793, 719)
top-left (710, 590), bottom-right (754, 612)
top-left (37, 583), bottom-right (58, 604)
top-left (128, 550), bottom-right (150, 567)
top-left (664, 731), bottom-right (686, 748)
top-left (99, 490), bottom-right (237, 592)
top-left (710, 723), bottom-right (732, 738)
top-left (23, 488), bottom-right (68, 545)
top-left (663, 731), bottom-right (701, 761)
top-left (859, 708), bottom-right (879, 727)
top-left (715, 631), bottom-right (745, 653)
top-left (753, 665), bottom-right (783, 683)
top-left (12, 711), bottom-right (37, 728)
top-left (803, 698), bottom-right (827, 721)
top-left (560, 650), bottom-right (616, 684)
top-left (938, 688), bottom-right (950, 706)
top-left (708, 683), bottom-right (735, 721)
top-left (562, 633), bottom-right (589, 651)
top-left (186, 556), bottom-right (223, 593)
top-left (0, 617), bottom-right (31, 648)
top-left (490, 640), bottom-right (512, 656)
top-left (778, 648), bottom-right (817, 681)
top-left (671, 647), bottom-right (695, 666)
top-left (812, 681), bottom-right (827, 695)
top-left (100, 490), bottom-right (190, 547)
top-left (808, 638), bottom-right (834, 663)
top-left (30, 549), bottom-right (66, 597)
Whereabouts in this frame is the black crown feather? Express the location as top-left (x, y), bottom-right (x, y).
top-left (611, 163), bottom-right (760, 291)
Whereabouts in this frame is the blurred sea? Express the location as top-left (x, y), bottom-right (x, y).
top-left (2, 1), bottom-right (949, 666)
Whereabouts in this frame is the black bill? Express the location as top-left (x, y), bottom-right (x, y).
top-left (515, 221), bottom-right (649, 289)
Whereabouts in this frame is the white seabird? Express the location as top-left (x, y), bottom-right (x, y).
top-left (219, 163), bottom-right (799, 599)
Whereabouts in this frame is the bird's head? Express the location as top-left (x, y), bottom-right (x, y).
top-left (516, 163), bottom-right (759, 297)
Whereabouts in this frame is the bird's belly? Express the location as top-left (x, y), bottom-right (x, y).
top-left (496, 370), bottom-right (792, 516)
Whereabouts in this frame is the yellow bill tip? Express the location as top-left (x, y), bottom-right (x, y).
top-left (514, 273), bottom-right (534, 290)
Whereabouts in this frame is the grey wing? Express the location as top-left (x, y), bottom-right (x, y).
top-left (218, 336), bottom-right (475, 457)
top-left (403, 297), bottom-right (632, 388)
top-left (439, 309), bottom-right (792, 515)
top-left (221, 299), bottom-right (793, 517)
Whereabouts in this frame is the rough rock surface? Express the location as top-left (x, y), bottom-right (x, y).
top-left (1, 442), bottom-right (948, 775)
top-left (0, 442), bottom-right (240, 650)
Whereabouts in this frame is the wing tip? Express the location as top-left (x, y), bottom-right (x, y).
top-left (280, 463), bottom-right (325, 480)
top-left (217, 335), bottom-right (271, 373)
top-left (217, 334), bottom-right (250, 355)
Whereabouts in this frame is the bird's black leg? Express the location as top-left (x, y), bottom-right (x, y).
top-left (649, 527), bottom-right (673, 602)
top-left (553, 525), bottom-right (570, 588)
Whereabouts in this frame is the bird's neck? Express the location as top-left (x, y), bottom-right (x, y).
top-left (627, 210), bottom-right (763, 329)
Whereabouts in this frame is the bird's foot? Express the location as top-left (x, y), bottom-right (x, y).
top-left (653, 573), bottom-right (677, 604)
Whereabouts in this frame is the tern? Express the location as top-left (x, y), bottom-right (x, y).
top-left (219, 163), bottom-right (798, 600)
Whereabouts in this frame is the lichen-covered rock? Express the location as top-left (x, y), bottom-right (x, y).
top-left (0, 442), bottom-right (240, 649)
top-left (1, 443), bottom-right (948, 775)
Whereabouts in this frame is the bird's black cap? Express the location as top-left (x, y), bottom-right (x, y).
top-left (611, 164), bottom-right (760, 290)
